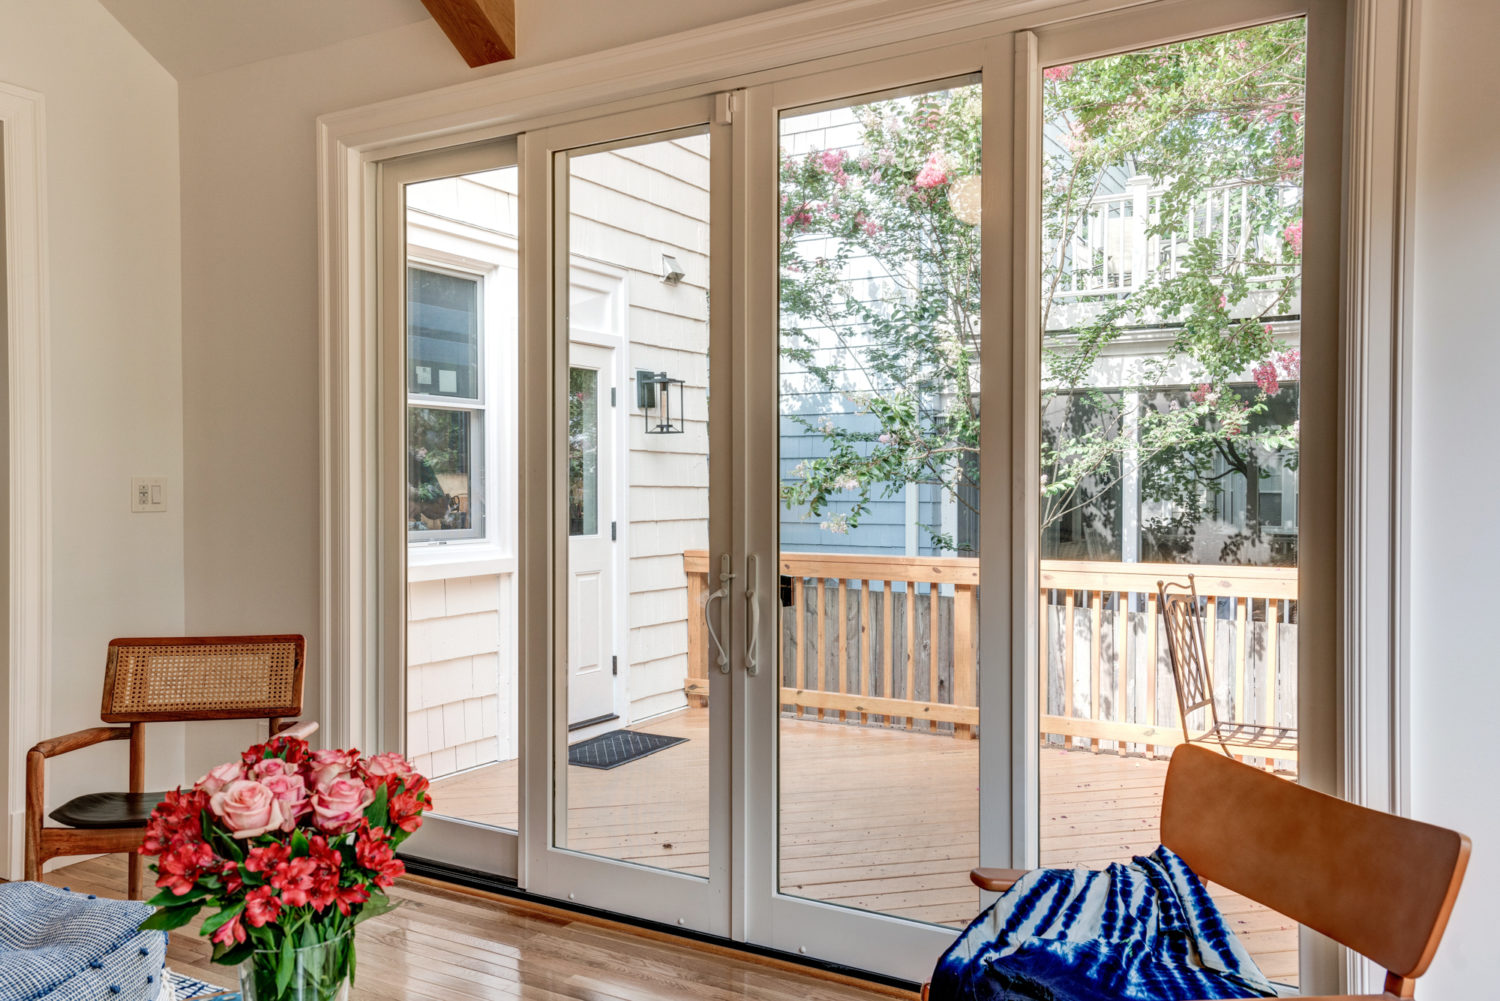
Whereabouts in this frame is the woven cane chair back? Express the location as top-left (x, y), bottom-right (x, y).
top-left (100, 635), bottom-right (306, 723)
top-left (1157, 576), bottom-right (1218, 722)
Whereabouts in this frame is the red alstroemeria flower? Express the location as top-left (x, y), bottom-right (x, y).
top-left (388, 789), bottom-right (426, 834)
top-left (269, 857), bottom-right (319, 908)
top-left (354, 824), bottom-right (405, 887)
top-left (245, 842), bottom-right (290, 874)
top-left (156, 841), bottom-right (217, 896)
top-left (217, 859), bottom-right (245, 895)
top-left (139, 787), bottom-right (209, 857)
top-left (210, 913), bottom-right (247, 946)
top-left (243, 886), bottom-right (282, 928)
top-left (333, 884), bottom-right (370, 917)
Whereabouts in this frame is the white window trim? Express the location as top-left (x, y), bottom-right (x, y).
top-left (318, 0), bottom-right (1416, 990)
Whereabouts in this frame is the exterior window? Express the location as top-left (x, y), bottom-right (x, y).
top-left (407, 266), bottom-right (484, 540)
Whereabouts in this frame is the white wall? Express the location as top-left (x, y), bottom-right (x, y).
top-left (0, 0), bottom-right (184, 874)
top-left (1407, 0), bottom-right (1500, 992)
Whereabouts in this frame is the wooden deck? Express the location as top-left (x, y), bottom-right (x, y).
top-left (431, 707), bottom-right (1298, 982)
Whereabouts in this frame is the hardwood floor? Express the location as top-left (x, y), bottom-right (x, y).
top-left (52, 856), bottom-right (908, 1000)
top-left (431, 707), bottom-right (1298, 982)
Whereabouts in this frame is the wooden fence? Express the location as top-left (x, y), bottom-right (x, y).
top-left (683, 550), bottom-right (1298, 766)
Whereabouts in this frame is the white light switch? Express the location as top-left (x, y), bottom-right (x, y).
top-left (131, 476), bottom-right (168, 513)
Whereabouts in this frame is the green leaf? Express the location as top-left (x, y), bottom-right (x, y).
top-left (139, 902), bottom-right (202, 932)
top-left (199, 900), bottom-right (245, 937)
top-left (211, 938), bottom-right (254, 967)
top-left (276, 930), bottom-right (295, 996)
top-left (364, 783), bottom-right (389, 828)
top-left (290, 829), bottom-right (310, 857)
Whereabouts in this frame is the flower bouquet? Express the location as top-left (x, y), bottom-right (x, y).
top-left (137, 735), bottom-right (432, 1001)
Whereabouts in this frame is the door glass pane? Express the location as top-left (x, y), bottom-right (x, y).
top-left (404, 166), bottom-right (520, 832)
top-left (568, 367), bottom-right (600, 536)
top-left (558, 128), bottom-right (712, 877)
top-left (1037, 22), bottom-right (1305, 983)
top-left (778, 76), bottom-right (982, 927)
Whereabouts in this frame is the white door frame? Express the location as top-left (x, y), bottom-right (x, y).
top-left (0, 82), bottom-right (51, 881)
top-left (376, 138), bottom-right (522, 877)
top-left (518, 95), bottom-right (735, 934)
top-left (736, 37), bottom-right (1013, 982)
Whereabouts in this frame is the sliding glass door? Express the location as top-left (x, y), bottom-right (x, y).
top-left (377, 140), bottom-right (524, 876)
top-left (519, 97), bottom-right (735, 935)
top-left (374, 0), bottom-right (1341, 986)
top-left (737, 41), bottom-right (1016, 981)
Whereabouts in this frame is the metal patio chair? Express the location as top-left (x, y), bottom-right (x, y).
top-left (1157, 574), bottom-right (1297, 760)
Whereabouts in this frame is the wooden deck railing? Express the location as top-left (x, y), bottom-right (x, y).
top-left (683, 551), bottom-right (1298, 765)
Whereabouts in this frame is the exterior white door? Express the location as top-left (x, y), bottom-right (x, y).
top-left (566, 344), bottom-right (617, 729)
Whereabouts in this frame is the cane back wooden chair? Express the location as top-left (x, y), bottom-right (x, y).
top-left (1157, 574), bottom-right (1297, 760)
top-left (25, 635), bottom-right (316, 898)
top-left (924, 745), bottom-right (1470, 999)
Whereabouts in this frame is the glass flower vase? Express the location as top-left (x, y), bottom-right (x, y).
top-left (237, 930), bottom-right (353, 1001)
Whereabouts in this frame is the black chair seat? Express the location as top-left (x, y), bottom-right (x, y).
top-left (48, 791), bottom-right (166, 829)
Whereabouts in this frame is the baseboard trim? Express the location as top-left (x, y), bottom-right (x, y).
top-left (397, 855), bottom-right (921, 997)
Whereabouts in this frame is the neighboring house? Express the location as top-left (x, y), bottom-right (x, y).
top-left (403, 138), bottom-right (712, 781)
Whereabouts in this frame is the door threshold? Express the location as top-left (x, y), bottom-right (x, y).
top-left (398, 855), bottom-right (921, 996)
top-left (567, 712), bottom-right (621, 732)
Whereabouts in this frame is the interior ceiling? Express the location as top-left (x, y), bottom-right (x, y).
top-left (96, 0), bottom-right (434, 80)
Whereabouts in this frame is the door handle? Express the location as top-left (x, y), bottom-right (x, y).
top-left (744, 554), bottom-right (760, 675)
top-left (704, 553), bottom-right (735, 674)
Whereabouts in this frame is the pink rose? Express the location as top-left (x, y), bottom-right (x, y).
top-left (311, 776), bottom-right (375, 834)
top-left (209, 779), bottom-right (287, 839)
top-left (362, 751), bottom-right (415, 782)
top-left (256, 769), bottom-right (310, 829)
top-left (308, 748), bottom-right (359, 790)
top-left (195, 760), bottom-right (246, 797)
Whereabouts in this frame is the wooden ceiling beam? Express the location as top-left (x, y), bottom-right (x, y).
top-left (421, 0), bottom-right (516, 67)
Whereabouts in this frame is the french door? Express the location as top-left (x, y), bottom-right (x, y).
top-left (381, 0), bottom-right (1341, 987)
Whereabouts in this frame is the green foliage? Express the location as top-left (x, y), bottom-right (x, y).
top-left (778, 20), bottom-right (1306, 560)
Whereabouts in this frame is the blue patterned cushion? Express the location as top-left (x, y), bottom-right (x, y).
top-left (0, 882), bottom-right (167, 1001)
top-left (930, 846), bottom-right (1284, 1001)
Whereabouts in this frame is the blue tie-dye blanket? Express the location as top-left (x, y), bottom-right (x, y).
top-left (929, 847), bottom-right (1283, 1001)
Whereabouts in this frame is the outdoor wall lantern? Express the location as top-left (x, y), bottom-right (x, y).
top-left (637, 369), bottom-right (686, 434)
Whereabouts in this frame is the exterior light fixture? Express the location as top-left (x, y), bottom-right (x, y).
top-left (636, 369), bottom-right (686, 434)
top-left (949, 174), bottom-right (982, 226)
top-left (660, 253), bottom-right (686, 285)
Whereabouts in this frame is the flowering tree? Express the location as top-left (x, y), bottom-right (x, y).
top-left (779, 19), bottom-right (1306, 562)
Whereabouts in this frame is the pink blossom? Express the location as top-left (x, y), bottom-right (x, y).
top-left (1277, 348), bottom-right (1301, 380)
top-left (1284, 218), bottom-right (1303, 256)
top-left (817, 149), bottom-right (846, 172)
top-left (914, 153), bottom-right (949, 190)
top-left (1190, 383), bottom-right (1213, 404)
top-left (1279, 154), bottom-right (1304, 180)
top-left (1218, 294), bottom-right (1228, 310)
top-left (1253, 360), bottom-right (1281, 397)
top-left (1044, 64), bottom-right (1075, 83)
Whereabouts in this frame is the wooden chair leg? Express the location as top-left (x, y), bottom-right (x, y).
top-left (128, 851), bottom-right (143, 900)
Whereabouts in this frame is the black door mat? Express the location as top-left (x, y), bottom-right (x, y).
top-left (568, 729), bottom-right (687, 770)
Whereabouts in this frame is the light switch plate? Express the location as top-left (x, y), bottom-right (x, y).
top-left (131, 476), bottom-right (167, 513)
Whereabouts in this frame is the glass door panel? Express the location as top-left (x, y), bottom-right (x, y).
top-left (1035, 20), bottom-right (1307, 984)
top-left (386, 142), bottom-right (523, 875)
top-left (557, 128), bottom-right (715, 880)
top-left (776, 76), bottom-right (984, 928)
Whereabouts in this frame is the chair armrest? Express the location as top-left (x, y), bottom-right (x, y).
top-left (29, 726), bottom-right (131, 759)
top-left (970, 867), bottom-right (1028, 892)
top-left (275, 720), bottom-right (319, 740)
